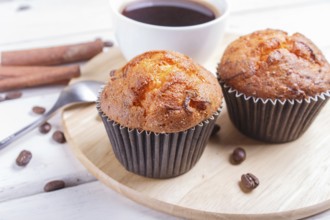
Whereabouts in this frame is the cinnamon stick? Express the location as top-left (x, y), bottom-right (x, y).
top-left (1, 39), bottom-right (105, 66)
top-left (0, 65), bottom-right (80, 92)
top-left (0, 66), bottom-right (76, 77)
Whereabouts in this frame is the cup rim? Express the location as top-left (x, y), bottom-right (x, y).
top-left (110, 0), bottom-right (230, 31)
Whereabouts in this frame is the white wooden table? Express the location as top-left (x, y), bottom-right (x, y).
top-left (1, 0), bottom-right (330, 219)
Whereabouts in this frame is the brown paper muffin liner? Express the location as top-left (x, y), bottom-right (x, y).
top-left (96, 87), bottom-right (221, 178)
top-left (219, 80), bottom-right (330, 143)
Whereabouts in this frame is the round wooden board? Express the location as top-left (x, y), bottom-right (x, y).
top-left (62, 38), bottom-right (330, 220)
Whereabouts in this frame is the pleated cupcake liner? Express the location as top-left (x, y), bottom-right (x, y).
top-left (219, 80), bottom-right (330, 143)
top-left (96, 86), bottom-right (221, 178)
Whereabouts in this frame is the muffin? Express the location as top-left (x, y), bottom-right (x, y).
top-left (97, 50), bottom-right (222, 178)
top-left (218, 29), bottom-right (330, 143)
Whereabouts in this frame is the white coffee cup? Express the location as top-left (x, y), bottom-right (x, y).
top-left (109, 0), bottom-right (230, 65)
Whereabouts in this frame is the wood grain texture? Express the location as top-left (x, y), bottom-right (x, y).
top-left (0, 181), bottom-right (176, 220)
top-left (0, 93), bottom-right (96, 202)
top-left (228, 1), bottom-right (330, 51)
top-left (62, 39), bottom-right (330, 219)
top-left (0, 0), bottom-right (112, 46)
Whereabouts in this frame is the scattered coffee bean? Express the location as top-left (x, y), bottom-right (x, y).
top-left (17, 4), bottom-right (30, 11)
top-left (52, 130), bottom-right (66, 144)
top-left (230, 147), bottom-right (246, 165)
top-left (241, 173), bottom-right (259, 191)
top-left (5, 91), bottom-right (22, 100)
top-left (32, 106), bottom-right (46, 114)
top-left (211, 124), bottom-right (221, 136)
top-left (16, 150), bottom-right (32, 167)
top-left (109, 69), bottom-right (116, 77)
top-left (39, 122), bottom-right (52, 134)
top-left (103, 40), bottom-right (114, 47)
top-left (44, 180), bottom-right (65, 192)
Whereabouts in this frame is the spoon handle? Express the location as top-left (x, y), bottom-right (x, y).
top-left (0, 109), bottom-right (56, 151)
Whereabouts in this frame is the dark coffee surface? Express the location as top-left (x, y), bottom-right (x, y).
top-left (122, 0), bottom-right (216, 27)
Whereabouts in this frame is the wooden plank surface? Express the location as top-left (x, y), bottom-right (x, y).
top-left (0, 181), bottom-right (177, 220)
top-left (0, 94), bottom-right (96, 202)
top-left (229, 0), bottom-right (316, 12)
top-left (228, 1), bottom-right (330, 50)
top-left (0, 0), bottom-right (112, 46)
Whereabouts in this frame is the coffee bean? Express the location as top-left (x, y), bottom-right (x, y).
top-left (44, 180), bottom-right (65, 192)
top-left (16, 150), bottom-right (32, 166)
top-left (211, 124), bottom-right (221, 136)
top-left (52, 130), bottom-right (66, 144)
top-left (5, 91), bottom-right (22, 100)
top-left (230, 147), bottom-right (246, 165)
top-left (241, 173), bottom-right (259, 190)
top-left (17, 4), bottom-right (30, 11)
top-left (103, 40), bottom-right (114, 47)
top-left (109, 69), bottom-right (116, 77)
top-left (32, 106), bottom-right (46, 114)
top-left (39, 122), bottom-right (52, 134)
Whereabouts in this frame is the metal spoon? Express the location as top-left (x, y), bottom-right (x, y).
top-left (0, 80), bottom-right (103, 150)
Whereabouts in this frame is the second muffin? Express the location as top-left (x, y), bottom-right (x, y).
top-left (98, 50), bottom-right (222, 178)
top-left (218, 29), bottom-right (330, 143)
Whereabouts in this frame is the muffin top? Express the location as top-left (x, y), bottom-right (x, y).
top-left (100, 50), bottom-right (222, 133)
top-left (218, 29), bottom-right (330, 100)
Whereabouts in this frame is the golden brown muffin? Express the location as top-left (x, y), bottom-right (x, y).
top-left (100, 50), bottom-right (222, 133)
top-left (218, 29), bottom-right (330, 100)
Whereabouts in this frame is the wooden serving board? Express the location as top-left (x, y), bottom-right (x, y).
top-left (62, 36), bottom-right (330, 220)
